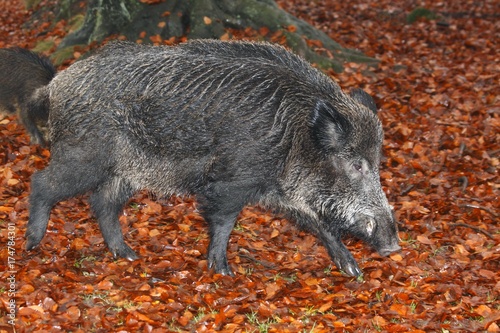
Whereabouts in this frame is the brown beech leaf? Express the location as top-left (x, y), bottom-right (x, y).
top-left (318, 301), bottom-right (333, 313)
top-left (416, 235), bottom-right (434, 245)
top-left (265, 282), bottom-right (281, 300)
top-left (178, 310), bottom-right (193, 326)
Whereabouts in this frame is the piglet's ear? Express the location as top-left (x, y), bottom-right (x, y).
top-left (310, 100), bottom-right (352, 152)
top-left (350, 88), bottom-right (377, 114)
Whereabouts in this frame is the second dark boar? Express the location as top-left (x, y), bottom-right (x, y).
top-left (0, 47), bottom-right (56, 143)
top-left (24, 40), bottom-right (400, 277)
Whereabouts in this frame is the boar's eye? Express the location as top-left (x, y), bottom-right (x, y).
top-left (352, 160), bottom-right (367, 176)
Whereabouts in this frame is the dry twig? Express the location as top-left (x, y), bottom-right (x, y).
top-left (460, 204), bottom-right (498, 218)
top-left (448, 222), bottom-right (495, 240)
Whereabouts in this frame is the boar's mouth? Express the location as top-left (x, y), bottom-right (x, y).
top-left (377, 244), bottom-right (401, 257)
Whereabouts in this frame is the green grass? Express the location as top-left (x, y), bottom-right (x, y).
top-left (407, 7), bottom-right (438, 24)
top-left (245, 311), bottom-right (280, 333)
top-left (74, 254), bottom-right (97, 268)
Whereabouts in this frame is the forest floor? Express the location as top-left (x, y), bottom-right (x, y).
top-left (0, 0), bottom-right (498, 332)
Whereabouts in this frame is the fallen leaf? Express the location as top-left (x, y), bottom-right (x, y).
top-left (265, 282), bottom-right (281, 300)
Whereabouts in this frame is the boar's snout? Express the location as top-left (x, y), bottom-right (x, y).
top-left (351, 212), bottom-right (401, 258)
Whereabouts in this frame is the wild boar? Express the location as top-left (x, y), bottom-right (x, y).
top-left (19, 40), bottom-right (400, 277)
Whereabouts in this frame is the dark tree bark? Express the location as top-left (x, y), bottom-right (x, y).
top-left (58, 0), bottom-right (141, 48)
top-left (55, 0), bottom-right (378, 71)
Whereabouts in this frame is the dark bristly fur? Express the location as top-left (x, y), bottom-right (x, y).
top-left (13, 40), bottom-right (400, 277)
top-left (0, 47), bottom-right (56, 144)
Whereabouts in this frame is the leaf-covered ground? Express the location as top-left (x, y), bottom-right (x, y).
top-left (0, 0), bottom-right (498, 332)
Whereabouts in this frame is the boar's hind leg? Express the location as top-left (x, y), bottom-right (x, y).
top-left (89, 177), bottom-right (138, 261)
top-left (25, 162), bottom-right (107, 251)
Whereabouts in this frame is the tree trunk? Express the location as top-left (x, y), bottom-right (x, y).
top-left (54, 0), bottom-right (378, 71)
top-left (57, 0), bottom-right (141, 48)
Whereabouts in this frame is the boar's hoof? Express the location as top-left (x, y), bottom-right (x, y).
top-left (343, 263), bottom-right (363, 277)
top-left (25, 228), bottom-right (46, 251)
top-left (25, 237), bottom-right (41, 251)
top-left (208, 259), bottom-right (235, 276)
top-left (218, 267), bottom-right (235, 276)
top-left (111, 244), bottom-right (139, 261)
top-left (335, 258), bottom-right (362, 277)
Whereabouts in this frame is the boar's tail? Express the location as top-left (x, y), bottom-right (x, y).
top-left (0, 47), bottom-right (56, 146)
top-left (21, 86), bottom-right (51, 146)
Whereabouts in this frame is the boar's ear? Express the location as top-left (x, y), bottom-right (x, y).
top-left (350, 88), bottom-right (377, 114)
top-left (310, 100), bottom-right (352, 152)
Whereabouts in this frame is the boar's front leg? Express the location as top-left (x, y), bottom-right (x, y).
top-left (318, 230), bottom-right (362, 277)
top-left (205, 209), bottom-right (240, 276)
top-left (200, 188), bottom-right (244, 276)
top-left (89, 177), bottom-right (138, 261)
